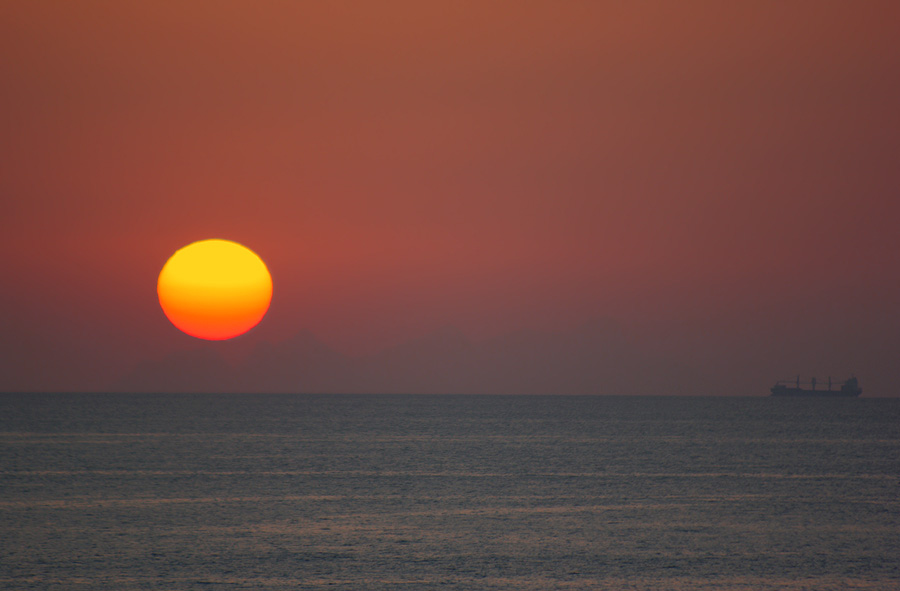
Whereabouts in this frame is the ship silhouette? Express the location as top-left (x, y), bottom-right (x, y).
top-left (770, 375), bottom-right (861, 397)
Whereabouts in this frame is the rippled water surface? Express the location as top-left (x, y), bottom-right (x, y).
top-left (2, 393), bottom-right (899, 590)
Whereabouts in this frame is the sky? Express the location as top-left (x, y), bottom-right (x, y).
top-left (2, 2), bottom-right (899, 395)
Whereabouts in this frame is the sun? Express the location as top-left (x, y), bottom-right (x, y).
top-left (157, 239), bottom-right (273, 340)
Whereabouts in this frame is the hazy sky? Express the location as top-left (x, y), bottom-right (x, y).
top-left (2, 2), bottom-right (898, 395)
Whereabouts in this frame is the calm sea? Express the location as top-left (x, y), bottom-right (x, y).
top-left (1, 394), bottom-right (898, 590)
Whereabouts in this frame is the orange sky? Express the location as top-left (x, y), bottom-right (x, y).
top-left (2, 2), bottom-right (899, 394)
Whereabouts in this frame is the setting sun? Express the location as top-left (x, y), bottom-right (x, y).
top-left (157, 239), bottom-right (272, 340)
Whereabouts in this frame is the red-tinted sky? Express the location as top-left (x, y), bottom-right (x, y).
top-left (2, 2), bottom-right (899, 394)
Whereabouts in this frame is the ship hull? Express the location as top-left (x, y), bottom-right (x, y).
top-left (770, 387), bottom-right (861, 397)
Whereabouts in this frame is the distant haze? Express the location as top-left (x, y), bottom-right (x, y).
top-left (1, 3), bottom-right (898, 396)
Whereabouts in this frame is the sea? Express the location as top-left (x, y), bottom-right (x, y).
top-left (1, 393), bottom-right (898, 590)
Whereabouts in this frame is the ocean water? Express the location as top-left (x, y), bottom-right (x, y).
top-left (1, 394), bottom-right (898, 591)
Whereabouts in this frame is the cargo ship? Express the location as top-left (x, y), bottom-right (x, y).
top-left (770, 375), bottom-right (861, 397)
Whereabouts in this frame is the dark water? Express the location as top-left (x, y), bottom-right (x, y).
top-left (1, 394), bottom-right (899, 590)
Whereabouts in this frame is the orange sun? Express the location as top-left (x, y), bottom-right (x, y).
top-left (157, 239), bottom-right (273, 340)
